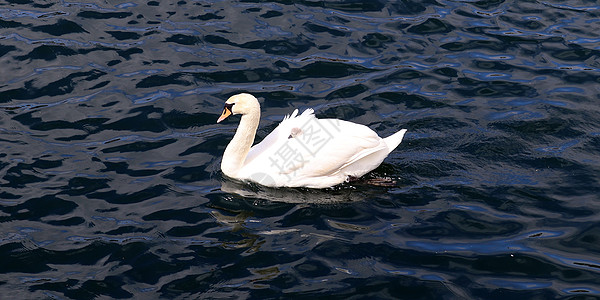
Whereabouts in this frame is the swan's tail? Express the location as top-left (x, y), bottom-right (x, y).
top-left (383, 129), bottom-right (408, 153)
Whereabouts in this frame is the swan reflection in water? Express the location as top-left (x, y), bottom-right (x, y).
top-left (219, 171), bottom-right (400, 204)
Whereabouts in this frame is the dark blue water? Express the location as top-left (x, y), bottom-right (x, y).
top-left (1, 0), bottom-right (599, 298)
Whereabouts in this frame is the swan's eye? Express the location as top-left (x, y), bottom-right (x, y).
top-left (224, 103), bottom-right (234, 111)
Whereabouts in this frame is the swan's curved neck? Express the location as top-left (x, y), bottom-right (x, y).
top-left (221, 109), bottom-right (260, 177)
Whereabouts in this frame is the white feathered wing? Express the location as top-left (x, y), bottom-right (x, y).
top-left (237, 109), bottom-right (406, 188)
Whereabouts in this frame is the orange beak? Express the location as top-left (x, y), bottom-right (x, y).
top-left (217, 106), bottom-right (232, 123)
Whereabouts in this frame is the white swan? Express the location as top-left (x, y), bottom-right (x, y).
top-left (217, 93), bottom-right (407, 188)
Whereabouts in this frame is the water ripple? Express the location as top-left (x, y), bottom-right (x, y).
top-left (1, 0), bottom-right (599, 298)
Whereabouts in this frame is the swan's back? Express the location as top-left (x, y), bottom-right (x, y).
top-left (238, 109), bottom-right (406, 188)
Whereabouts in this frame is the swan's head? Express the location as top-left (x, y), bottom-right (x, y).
top-left (217, 93), bottom-right (260, 123)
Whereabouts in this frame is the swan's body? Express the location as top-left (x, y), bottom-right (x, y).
top-left (217, 93), bottom-right (407, 188)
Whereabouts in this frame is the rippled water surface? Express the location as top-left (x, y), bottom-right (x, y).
top-left (1, 0), bottom-right (600, 298)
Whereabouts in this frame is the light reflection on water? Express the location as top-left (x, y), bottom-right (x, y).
top-left (0, 0), bottom-right (599, 298)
